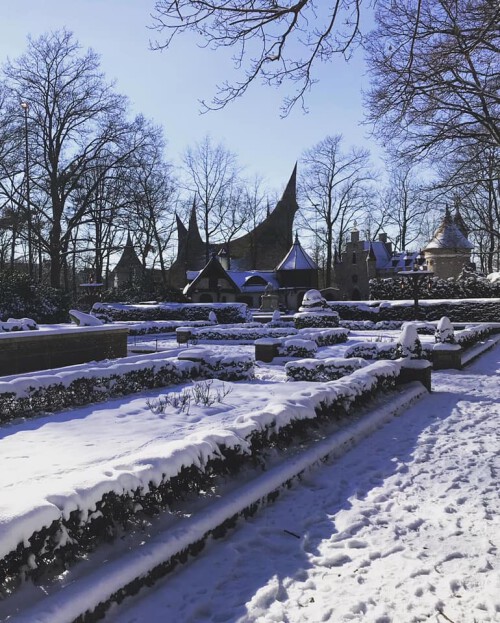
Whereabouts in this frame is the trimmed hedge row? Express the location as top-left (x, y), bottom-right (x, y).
top-left (180, 326), bottom-right (349, 347)
top-left (92, 302), bottom-right (248, 324)
top-left (0, 352), bottom-right (254, 423)
top-left (0, 360), bottom-right (402, 594)
top-left (343, 323), bottom-right (499, 362)
top-left (328, 299), bottom-right (500, 322)
top-left (285, 357), bottom-right (368, 381)
top-left (178, 326), bottom-right (298, 343)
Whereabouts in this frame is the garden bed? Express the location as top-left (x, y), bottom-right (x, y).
top-left (0, 360), bottom-right (403, 593)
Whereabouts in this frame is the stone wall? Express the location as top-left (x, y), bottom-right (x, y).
top-left (0, 326), bottom-right (129, 376)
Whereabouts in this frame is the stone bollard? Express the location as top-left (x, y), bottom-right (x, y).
top-left (397, 359), bottom-right (432, 392)
top-left (255, 338), bottom-right (280, 363)
top-left (176, 328), bottom-right (192, 344)
top-left (432, 344), bottom-right (462, 370)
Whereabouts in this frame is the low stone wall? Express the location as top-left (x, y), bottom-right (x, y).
top-left (0, 326), bottom-right (129, 376)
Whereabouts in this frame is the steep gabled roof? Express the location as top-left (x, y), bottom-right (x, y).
top-left (183, 255), bottom-right (241, 296)
top-left (113, 233), bottom-right (142, 271)
top-left (276, 234), bottom-right (318, 271)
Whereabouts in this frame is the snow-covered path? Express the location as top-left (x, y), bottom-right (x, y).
top-left (108, 347), bottom-right (500, 623)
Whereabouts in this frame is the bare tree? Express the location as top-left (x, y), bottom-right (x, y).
top-left (366, 0), bottom-right (500, 160)
top-left (381, 164), bottom-right (430, 252)
top-left (300, 135), bottom-right (374, 287)
top-left (0, 30), bottom-right (151, 289)
top-left (435, 144), bottom-right (500, 272)
top-left (151, 0), bottom-right (365, 116)
top-left (182, 135), bottom-right (242, 263)
top-left (126, 125), bottom-right (178, 288)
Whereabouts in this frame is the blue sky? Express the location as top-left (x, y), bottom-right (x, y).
top-left (0, 0), bottom-right (382, 195)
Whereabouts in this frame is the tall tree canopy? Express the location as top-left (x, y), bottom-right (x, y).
top-left (0, 30), bottom-right (153, 288)
top-left (152, 0), bottom-right (365, 116)
top-left (366, 0), bottom-right (500, 158)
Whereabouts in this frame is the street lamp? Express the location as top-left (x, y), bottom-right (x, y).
top-left (398, 251), bottom-right (434, 320)
top-left (20, 101), bottom-right (33, 277)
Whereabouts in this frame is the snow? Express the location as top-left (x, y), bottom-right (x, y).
top-left (68, 309), bottom-right (104, 326)
top-left (0, 328), bottom-right (499, 622)
top-left (105, 345), bottom-right (500, 623)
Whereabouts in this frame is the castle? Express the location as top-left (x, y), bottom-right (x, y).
top-left (110, 166), bottom-right (473, 307)
top-left (333, 205), bottom-right (473, 299)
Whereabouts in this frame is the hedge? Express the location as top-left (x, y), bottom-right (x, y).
top-left (92, 302), bottom-right (248, 324)
top-left (0, 360), bottom-right (402, 594)
top-left (0, 352), bottom-right (254, 423)
top-left (328, 299), bottom-right (500, 322)
top-left (285, 357), bottom-right (368, 381)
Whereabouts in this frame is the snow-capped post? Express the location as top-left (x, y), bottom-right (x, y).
top-left (432, 316), bottom-right (462, 370)
top-left (396, 322), bottom-right (432, 391)
top-left (208, 311), bottom-right (218, 324)
top-left (293, 289), bottom-right (340, 329)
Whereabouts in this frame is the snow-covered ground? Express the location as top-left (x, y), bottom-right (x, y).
top-left (1, 332), bottom-right (499, 622)
top-left (103, 343), bottom-right (500, 623)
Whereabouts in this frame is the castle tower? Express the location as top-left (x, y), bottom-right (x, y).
top-left (422, 206), bottom-right (473, 279)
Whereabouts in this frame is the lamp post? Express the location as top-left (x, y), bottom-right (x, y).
top-left (20, 101), bottom-right (33, 277)
top-left (398, 251), bottom-right (433, 320)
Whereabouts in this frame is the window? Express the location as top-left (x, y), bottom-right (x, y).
top-left (352, 252), bottom-right (357, 264)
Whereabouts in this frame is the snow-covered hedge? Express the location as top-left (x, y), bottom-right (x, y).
top-left (328, 299), bottom-right (500, 322)
top-left (285, 357), bottom-right (368, 382)
top-left (278, 338), bottom-right (317, 358)
top-left (177, 349), bottom-right (254, 381)
top-left (298, 327), bottom-right (349, 346)
top-left (0, 360), bottom-right (402, 592)
top-left (344, 323), bottom-right (500, 363)
top-left (294, 311), bottom-right (340, 329)
top-left (92, 302), bottom-right (248, 324)
top-left (454, 323), bottom-right (500, 349)
top-left (339, 320), bottom-right (435, 334)
top-left (0, 351), bottom-right (254, 423)
top-left (179, 326), bottom-right (349, 348)
top-left (177, 326), bottom-right (298, 344)
top-left (344, 342), bottom-right (402, 361)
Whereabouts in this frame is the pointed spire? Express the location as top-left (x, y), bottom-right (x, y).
top-left (453, 202), bottom-right (469, 237)
top-left (187, 196), bottom-right (204, 246)
top-left (176, 212), bottom-right (188, 236)
top-left (280, 162), bottom-right (298, 205)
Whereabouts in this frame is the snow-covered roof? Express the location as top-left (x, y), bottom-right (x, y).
top-left (231, 271), bottom-right (278, 290)
top-left (362, 242), bottom-right (420, 272)
top-left (185, 268), bottom-right (279, 292)
top-left (276, 236), bottom-right (318, 271)
top-left (363, 241), bottom-right (392, 269)
top-left (424, 217), bottom-right (473, 251)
